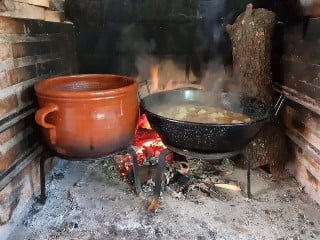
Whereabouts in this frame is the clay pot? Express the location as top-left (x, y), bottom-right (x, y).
top-left (34, 74), bottom-right (139, 159)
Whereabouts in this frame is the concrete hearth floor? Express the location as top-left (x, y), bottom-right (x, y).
top-left (8, 157), bottom-right (320, 240)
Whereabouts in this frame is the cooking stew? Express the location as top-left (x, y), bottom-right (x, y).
top-left (157, 104), bottom-right (252, 124)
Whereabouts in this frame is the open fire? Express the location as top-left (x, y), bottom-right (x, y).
top-left (114, 115), bottom-right (244, 208)
top-left (116, 64), bottom-right (187, 178)
top-left (115, 114), bottom-right (168, 177)
top-left (113, 65), bottom-right (246, 210)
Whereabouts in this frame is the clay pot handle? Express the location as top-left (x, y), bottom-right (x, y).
top-left (35, 104), bottom-right (58, 144)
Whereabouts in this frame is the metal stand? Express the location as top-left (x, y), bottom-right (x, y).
top-left (38, 146), bottom-right (251, 204)
top-left (154, 149), bottom-right (171, 200)
top-left (38, 147), bottom-right (141, 204)
top-left (128, 147), bottom-right (142, 194)
top-left (246, 152), bottom-right (252, 199)
top-left (38, 151), bottom-right (53, 204)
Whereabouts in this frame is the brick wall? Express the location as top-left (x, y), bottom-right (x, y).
top-left (0, 0), bottom-right (65, 22)
top-left (0, 16), bottom-right (76, 236)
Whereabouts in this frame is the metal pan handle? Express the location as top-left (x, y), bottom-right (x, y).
top-left (138, 91), bottom-right (147, 111)
top-left (270, 94), bottom-right (286, 121)
top-left (138, 79), bottom-right (150, 109)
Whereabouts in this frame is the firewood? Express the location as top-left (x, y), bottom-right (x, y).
top-left (44, 10), bottom-right (64, 22)
top-left (0, 2), bottom-right (45, 20)
top-left (15, 0), bottom-right (49, 8)
top-left (214, 183), bottom-right (241, 192)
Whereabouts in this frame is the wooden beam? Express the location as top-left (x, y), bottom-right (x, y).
top-left (44, 10), bottom-right (64, 22)
top-left (274, 83), bottom-right (320, 116)
top-left (15, 0), bottom-right (49, 8)
top-left (283, 105), bottom-right (320, 151)
top-left (286, 134), bottom-right (320, 205)
top-left (0, 2), bottom-right (45, 20)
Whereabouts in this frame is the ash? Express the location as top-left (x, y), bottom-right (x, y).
top-left (7, 156), bottom-right (320, 240)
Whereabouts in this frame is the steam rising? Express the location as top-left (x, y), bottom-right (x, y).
top-left (132, 1), bottom-right (244, 111)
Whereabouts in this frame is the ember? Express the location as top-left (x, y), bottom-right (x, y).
top-left (116, 113), bottom-right (166, 177)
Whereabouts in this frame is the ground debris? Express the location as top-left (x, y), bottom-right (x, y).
top-left (163, 158), bottom-right (240, 202)
top-left (196, 182), bottom-right (229, 201)
top-left (147, 199), bottom-right (160, 212)
top-left (7, 159), bottom-right (320, 240)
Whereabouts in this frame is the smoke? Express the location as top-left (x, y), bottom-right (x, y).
top-left (135, 54), bottom-right (158, 83)
top-left (131, 1), bottom-right (246, 97)
top-left (299, 0), bottom-right (320, 16)
top-left (199, 59), bottom-right (239, 93)
top-left (115, 23), bottom-right (157, 77)
top-left (116, 24), bottom-right (156, 54)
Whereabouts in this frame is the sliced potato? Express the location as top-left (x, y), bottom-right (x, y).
top-left (157, 104), bottom-right (252, 124)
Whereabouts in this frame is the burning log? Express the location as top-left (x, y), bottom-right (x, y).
top-left (226, 4), bottom-right (288, 178)
top-left (214, 183), bottom-right (241, 192)
top-left (197, 182), bottom-right (228, 201)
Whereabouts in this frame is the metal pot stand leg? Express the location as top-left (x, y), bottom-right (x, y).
top-left (37, 150), bottom-right (54, 204)
top-left (245, 152), bottom-right (252, 199)
top-left (128, 147), bottom-right (142, 194)
top-left (37, 146), bottom-right (142, 204)
top-left (153, 149), bottom-right (171, 200)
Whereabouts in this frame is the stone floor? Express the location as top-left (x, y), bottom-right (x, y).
top-left (7, 157), bottom-right (320, 240)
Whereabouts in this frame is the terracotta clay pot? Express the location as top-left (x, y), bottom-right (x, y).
top-left (34, 74), bottom-right (139, 159)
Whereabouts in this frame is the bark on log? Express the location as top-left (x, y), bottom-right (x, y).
top-left (226, 4), bottom-right (288, 177)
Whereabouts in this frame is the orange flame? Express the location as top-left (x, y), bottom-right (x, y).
top-left (137, 114), bottom-right (151, 129)
top-left (117, 62), bottom-right (203, 177)
top-left (149, 63), bottom-right (202, 93)
top-left (150, 64), bottom-right (159, 93)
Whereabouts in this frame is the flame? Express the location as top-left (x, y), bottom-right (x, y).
top-left (150, 64), bottom-right (159, 93)
top-left (116, 114), bottom-right (166, 177)
top-left (149, 63), bottom-right (202, 93)
top-left (118, 62), bottom-right (203, 177)
top-left (137, 114), bottom-right (151, 129)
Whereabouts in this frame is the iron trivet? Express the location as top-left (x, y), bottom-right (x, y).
top-left (38, 146), bottom-right (251, 205)
top-left (38, 146), bottom-right (141, 204)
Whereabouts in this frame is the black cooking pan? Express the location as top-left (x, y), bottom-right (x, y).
top-left (140, 89), bottom-right (285, 153)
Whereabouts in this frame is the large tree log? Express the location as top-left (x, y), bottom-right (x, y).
top-left (226, 4), bottom-right (288, 177)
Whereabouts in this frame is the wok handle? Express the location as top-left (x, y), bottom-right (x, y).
top-left (35, 103), bottom-right (58, 144)
top-left (137, 87), bottom-right (148, 110)
top-left (137, 79), bottom-right (150, 109)
top-left (270, 94), bottom-right (286, 121)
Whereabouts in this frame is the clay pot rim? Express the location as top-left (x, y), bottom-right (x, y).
top-left (34, 74), bottom-right (138, 99)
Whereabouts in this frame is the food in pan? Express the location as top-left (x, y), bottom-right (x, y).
top-left (157, 104), bottom-right (252, 124)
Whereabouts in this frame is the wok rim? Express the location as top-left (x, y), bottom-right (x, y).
top-left (140, 90), bottom-right (271, 127)
top-left (141, 107), bottom-right (269, 127)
